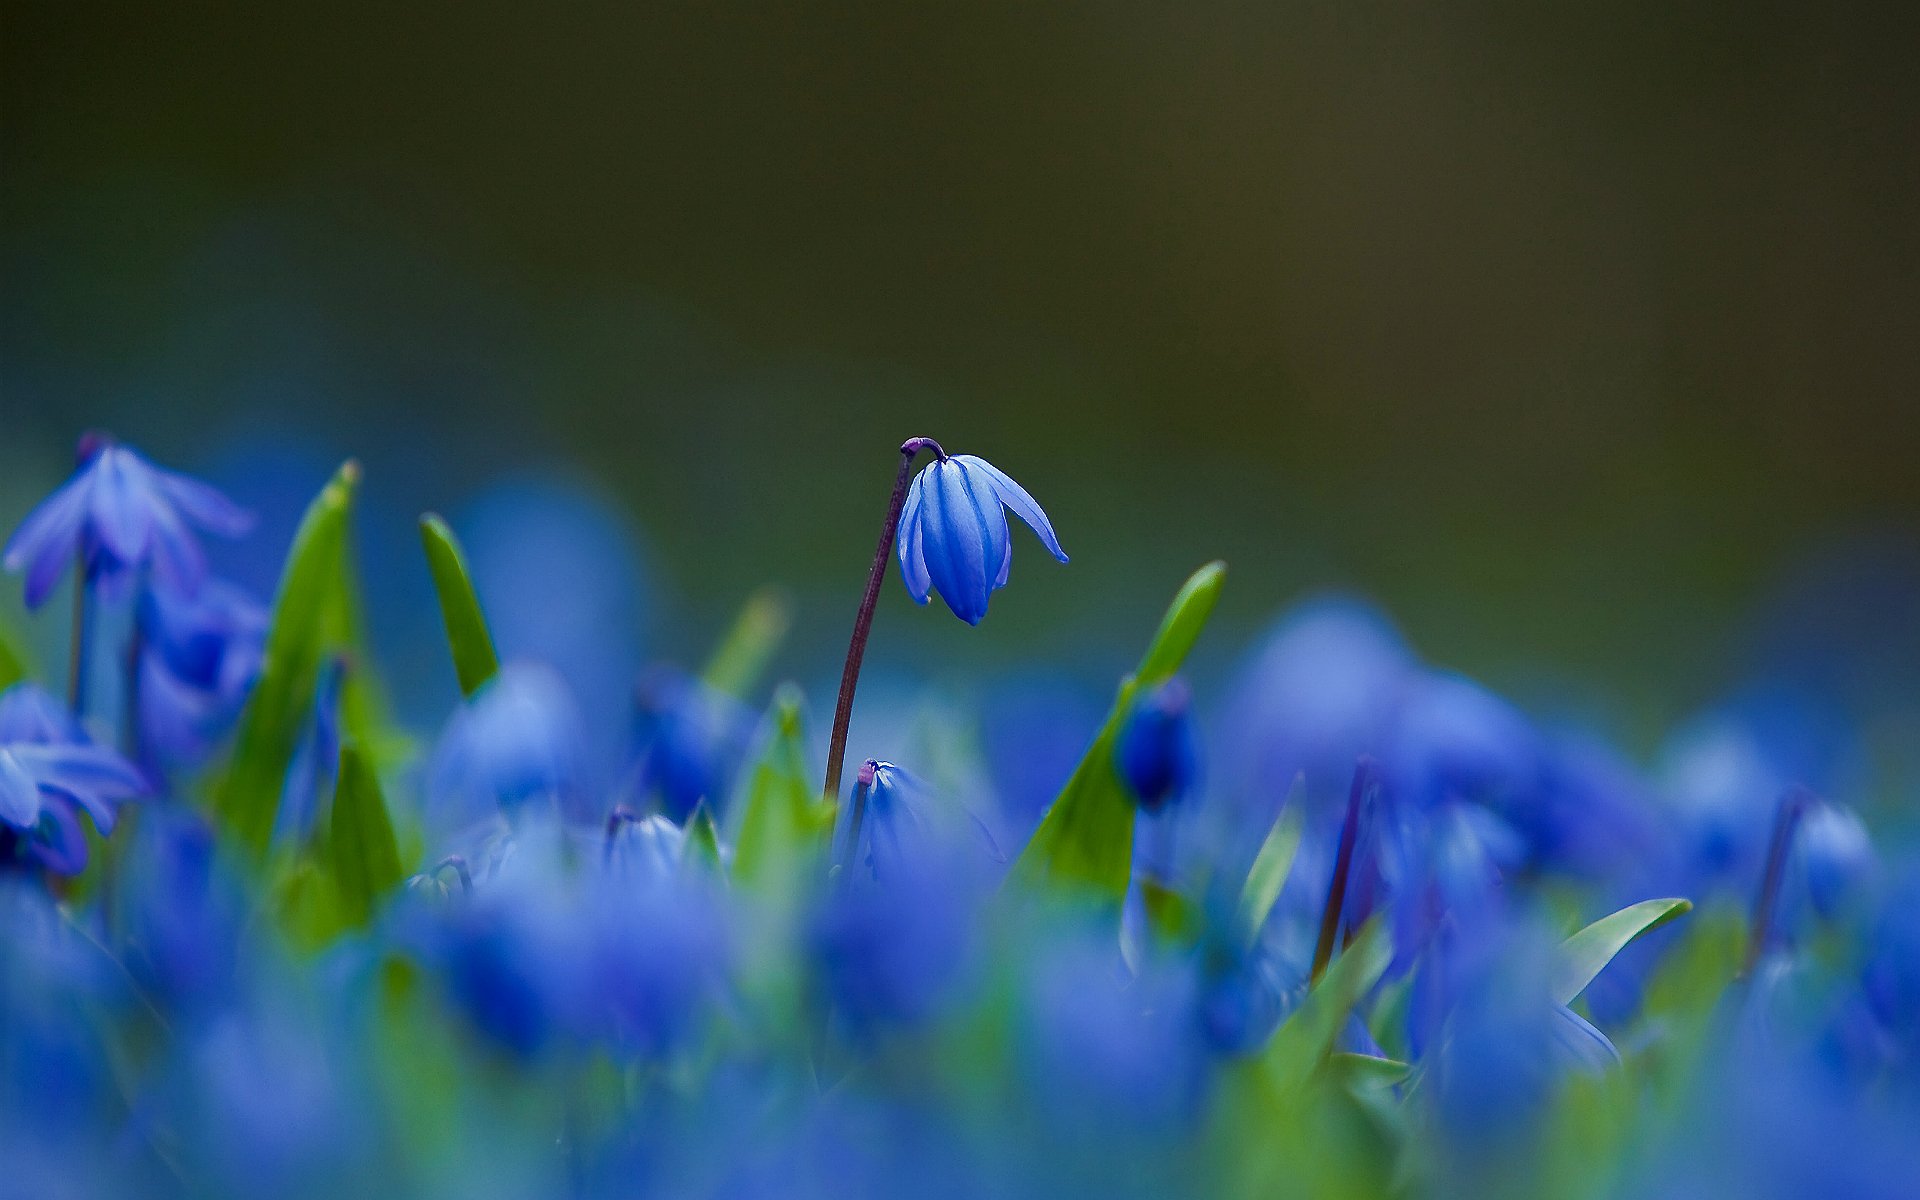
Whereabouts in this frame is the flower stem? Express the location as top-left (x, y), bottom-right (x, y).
top-left (821, 437), bottom-right (943, 805)
top-left (1743, 785), bottom-right (1813, 977)
top-left (67, 554), bottom-right (92, 719)
top-left (1311, 757), bottom-right (1376, 985)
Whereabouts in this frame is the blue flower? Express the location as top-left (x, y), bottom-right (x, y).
top-left (835, 760), bottom-right (1003, 886)
top-left (627, 667), bottom-right (753, 823)
top-left (2, 437), bottom-right (252, 608)
top-left (1798, 802), bottom-right (1876, 920)
top-left (812, 851), bottom-right (983, 1033)
top-left (427, 661), bottom-right (589, 832)
top-left (1115, 679), bottom-right (1199, 813)
top-left (897, 453), bottom-right (1066, 625)
top-left (0, 683), bottom-right (146, 875)
top-left (135, 578), bottom-right (268, 769)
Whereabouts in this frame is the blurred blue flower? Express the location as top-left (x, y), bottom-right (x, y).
top-left (427, 661), bottom-right (589, 832)
top-left (1798, 802), bottom-right (1876, 921)
top-left (1115, 678), bottom-right (1199, 813)
top-left (897, 453), bottom-right (1067, 625)
top-left (2, 436), bottom-right (252, 608)
top-left (407, 820), bottom-right (729, 1060)
top-left (627, 667), bottom-right (753, 823)
top-left (135, 577), bottom-right (267, 769)
top-left (1018, 925), bottom-right (1206, 1130)
top-left (1383, 670), bottom-right (1541, 815)
top-left (1424, 916), bottom-right (1620, 1149)
top-left (1221, 596), bottom-right (1415, 810)
top-left (835, 760), bottom-right (1002, 887)
top-left (118, 804), bottom-right (250, 1018)
top-left (604, 807), bottom-right (689, 878)
top-left (811, 853), bottom-right (981, 1033)
top-left (1862, 864), bottom-right (1920, 1048)
top-left (0, 685), bottom-right (146, 875)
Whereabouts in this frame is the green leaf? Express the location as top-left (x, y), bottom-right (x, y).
top-left (1011, 562), bottom-right (1227, 901)
top-left (732, 684), bottom-right (830, 886)
top-left (215, 461), bottom-right (363, 862)
top-left (1238, 792), bottom-right (1304, 948)
top-left (419, 514), bottom-right (500, 698)
top-left (700, 588), bottom-right (791, 700)
top-left (330, 742), bottom-right (405, 928)
top-left (1329, 1052), bottom-right (1413, 1090)
top-left (0, 619), bottom-right (26, 690)
top-left (1133, 560), bottom-right (1226, 687)
top-left (1141, 879), bottom-right (1199, 945)
top-left (1554, 897), bottom-right (1693, 1004)
top-left (1259, 921), bottom-right (1391, 1094)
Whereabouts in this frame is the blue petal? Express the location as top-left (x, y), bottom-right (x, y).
top-left (920, 460), bottom-right (991, 624)
top-left (953, 454), bottom-right (1067, 563)
top-left (896, 470), bottom-right (932, 604)
top-left (954, 459), bottom-right (1010, 600)
top-left (3, 470), bottom-right (92, 608)
top-left (156, 469), bottom-right (255, 537)
top-left (88, 447), bottom-right (154, 564)
top-left (0, 749), bottom-right (43, 828)
top-left (9, 743), bottom-right (146, 833)
top-left (144, 495), bottom-right (208, 595)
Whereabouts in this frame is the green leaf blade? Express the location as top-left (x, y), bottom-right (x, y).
top-left (215, 461), bottom-right (362, 862)
top-left (330, 742), bottom-right (405, 928)
top-left (1260, 920), bottom-right (1392, 1094)
top-left (1134, 560), bottom-right (1226, 685)
top-left (1011, 562), bottom-right (1227, 902)
top-left (701, 588), bottom-right (791, 701)
top-left (1238, 796), bottom-right (1305, 948)
top-left (420, 514), bottom-right (500, 699)
top-left (1554, 897), bottom-right (1693, 1005)
top-left (732, 684), bottom-right (829, 887)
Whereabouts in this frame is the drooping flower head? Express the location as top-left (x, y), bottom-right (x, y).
top-left (897, 451), bottom-right (1067, 625)
top-left (2, 434), bottom-right (253, 608)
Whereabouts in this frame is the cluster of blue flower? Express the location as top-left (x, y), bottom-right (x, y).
top-left (1, 434), bottom-right (1916, 1198)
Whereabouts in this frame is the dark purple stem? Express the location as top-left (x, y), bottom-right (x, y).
top-left (821, 437), bottom-right (944, 805)
top-left (1744, 785), bottom-right (1814, 977)
top-left (1311, 757), bottom-right (1376, 985)
top-left (67, 551), bottom-right (91, 718)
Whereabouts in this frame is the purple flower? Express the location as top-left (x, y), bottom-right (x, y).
top-left (3, 437), bottom-right (252, 608)
top-left (897, 453), bottom-right (1067, 625)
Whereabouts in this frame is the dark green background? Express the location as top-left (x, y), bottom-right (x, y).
top-left (5, 1), bottom-right (1918, 741)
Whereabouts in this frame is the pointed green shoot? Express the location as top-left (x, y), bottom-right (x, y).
top-left (216, 461), bottom-right (362, 862)
top-left (420, 514), bottom-right (500, 698)
top-left (1554, 897), bottom-right (1693, 1005)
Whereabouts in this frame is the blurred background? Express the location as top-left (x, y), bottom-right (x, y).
top-left (5, 0), bottom-right (1919, 757)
